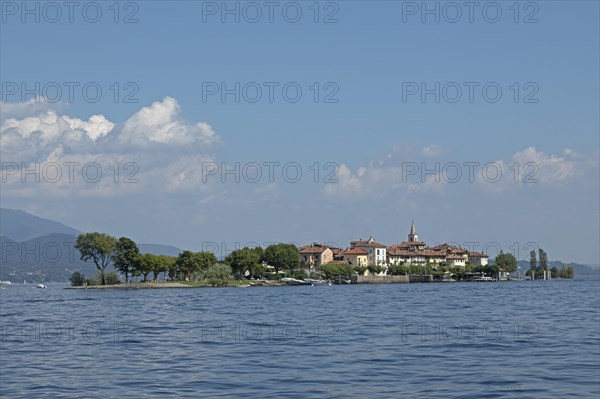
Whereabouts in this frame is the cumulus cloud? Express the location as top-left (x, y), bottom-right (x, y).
top-left (119, 97), bottom-right (220, 147)
top-left (512, 146), bottom-right (578, 182)
top-left (0, 98), bottom-right (65, 119)
top-left (472, 146), bottom-right (591, 193)
top-left (323, 162), bottom-right (446, 199)
top-left (325, 146), bottom-right (594, 199)
top-left (0, 97), bottom-right (221, 198)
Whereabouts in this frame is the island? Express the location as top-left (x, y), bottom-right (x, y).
top-left (62, 221), bottom-right (575, 289)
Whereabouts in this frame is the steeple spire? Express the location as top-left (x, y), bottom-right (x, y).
top-left (408, 220), bottom-right (418, 242)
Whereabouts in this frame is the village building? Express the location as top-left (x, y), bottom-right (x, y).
top-left (339, 248), bottom-right (369, 267)
top-left (467, 251), bottom-right (489, 267)
top-left (298, 243), bottom-right (333, 268)
top-left (301, 222), bottom-right (490, 275)
top-left (350, 237), bottom-right (387, 266)
top-left (385, 223), bottom-right (487, 269)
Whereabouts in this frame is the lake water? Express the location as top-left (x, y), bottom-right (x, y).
top-left (1, 280), bottom-right (599, 398)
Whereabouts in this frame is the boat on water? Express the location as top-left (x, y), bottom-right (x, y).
top-left (303, 278), bottom-right (331, 286)
top-left (473, 276), bottom-right (494, 282)
top-left (36, 284), bottom-right (47, 289)
top-left (281, 277), bottom-right (308, 285)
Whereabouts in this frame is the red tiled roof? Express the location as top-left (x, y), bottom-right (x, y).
top-left (341, 248), bottom-right (368, 255)
top-left (430, 243), bottom-right (468, 254)
top-left (351, 240), bottom-right (386, 248)
top-left (389, 241), bottom-right (426, 249)
top-left (299, 244), bottom-right (330, 255)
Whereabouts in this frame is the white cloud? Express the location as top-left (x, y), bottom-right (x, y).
top-left (512, 146), bottom-right (578, 183)
top-left (120, 97), bottom-right (220, 147)
top-left (422, 144), bottom-right (446, 157)
top-left (323, 162), bottom-right (447, 199)
top-left (0, 97), bottom-right (221, 198)
top-left (0, 98), bottom-right (65, 119)
top-left (474, 147), bottom-right (590, 192)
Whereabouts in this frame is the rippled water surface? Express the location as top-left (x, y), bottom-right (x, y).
top-left (1, 280), bottom-right (599, 398)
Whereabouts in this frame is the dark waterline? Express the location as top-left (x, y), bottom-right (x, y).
top-left (1, 280), bottom-right (599, 398)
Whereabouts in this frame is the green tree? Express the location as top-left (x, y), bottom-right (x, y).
top-left (566, 265), bottom-right (574, 278)
top-left (175, 251), bottom-right (217, 281)
top-left (195, 252), bottom-right (217, 275)
top-left (137, 253), bottom-right (159, 282)
top-left (529, 250), bottom-right (537, 272)
top-left (321, 264), bottom-right (353, 280)
top-left (388, 264), bottom-right (408, 275)
top-left (252, 264), bottom-right (267, 279)
top-left (538, 248), bottom-right (548, 271)
top-left (154, 255), bottom-right (176, 281)
top-left (112, 237), bottom-right (140, 283)
top-left (262, 243), bottom-right (299, 275)
top-left (367, 264), bottom-right (383, 275)
top-left (225, 247), bottom-right (262, 278)
top-left (205, 264), bottom-right (232, 287)
top-left (495, 251), bottom-right (517, 273)
top-left (74, 232), bottom-right (117, 285)
top-left (175, 250), bottom-right (195, 280)
top-left (69, 271), bottom-right (85, 287)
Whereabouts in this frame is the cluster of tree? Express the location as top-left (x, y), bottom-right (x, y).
top-left (525, 248), bottom-right (573, 278)
top-left (320, 263), bottom-right (353, 280)
top-left (385, 252), bottom-right (518, 278)
top-left (69, 270), bottom-right (120, 287)
top-left (73, 233), bottom-right (305, 285)
top-left (73, 233), bottom-right (218, 285)
top-left (550, 265), bottom-right (575, 279)
top-left (170, 250), bottom-right (217, 281)
top-left (388, 264), bottom-right (434, 275)
top-left (224, 243), bottom-right (300, 279)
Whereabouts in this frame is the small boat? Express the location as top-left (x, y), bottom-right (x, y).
top-left (304, 278), bottom-right (331, 286)
top-left (36, 284), bottom-right (47, 289)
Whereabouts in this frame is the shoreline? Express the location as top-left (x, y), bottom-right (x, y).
top-left (63, 278), bottom-right (538, 290)
top-left (65, 280), bottom-right (289, 289)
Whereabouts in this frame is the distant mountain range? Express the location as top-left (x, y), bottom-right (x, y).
top-left (0, 208), bottom-right (182, 282)
top-left (0, 208), bottom-right (81, 241)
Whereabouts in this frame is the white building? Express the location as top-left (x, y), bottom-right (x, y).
top-left (350, 237), bottom-right (387, 266)
top-left (468, 251), bottom-right (489, 267)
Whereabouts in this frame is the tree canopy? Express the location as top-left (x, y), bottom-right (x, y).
top-left (113, 237), bottom-right (140, 283)
top-left (175, 250), bottom-right (217, 280)
top-left (494, 251), bottom-right (517, 273)
top-left (262, 243), bottom-right (299, 274)
top-left (74, 232), bottom-right (117, 285)
top-left (225, 247), bottom-right (262, 278)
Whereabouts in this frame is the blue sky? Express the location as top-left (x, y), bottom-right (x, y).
top-left (1, 1), bottom-right (599, 264)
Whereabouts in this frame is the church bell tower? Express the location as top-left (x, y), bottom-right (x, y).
top-left (408, 220), bottom-right (418, 242)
